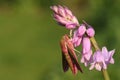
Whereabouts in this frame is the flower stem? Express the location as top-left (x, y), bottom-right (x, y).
top-left (90, 37), bottom-right (100, 51)
top-left (90, 37), bottom-right (110, 80)
top-left (102, 69), bottom-right (110, 80)
top-left (69, 30), bottom-right (73, 38)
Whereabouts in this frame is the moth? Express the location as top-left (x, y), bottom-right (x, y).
top-left (60, 34), bottom-right (83, 75)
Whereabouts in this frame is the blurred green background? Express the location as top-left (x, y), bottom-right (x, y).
top-left (0, 0), bottom-right (120, 80)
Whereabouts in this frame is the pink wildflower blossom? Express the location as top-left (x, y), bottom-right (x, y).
top-left (51, 5), bottom-right (79, 29)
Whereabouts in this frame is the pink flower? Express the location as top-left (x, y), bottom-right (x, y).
top-left (89, 51), bottom-right (106, 71)
top-left (72, 24), bottom-right (86, 47)
top-left (81, 37), bottom-right (92, 66)
top-left (89, 47), bottom-right (115, 71)
top-left (50, 5), bottom-right (79, 29)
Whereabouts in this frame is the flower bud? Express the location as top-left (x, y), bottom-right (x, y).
top-left (77, 24), bottom-right (86, 37)
top-left (86, 27), bottom-right (95, 37)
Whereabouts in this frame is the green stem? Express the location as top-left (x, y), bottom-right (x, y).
top-left (90, 37), bottom-right (100, 51)
top-left (69, 30), bottom-right (73, 38)
top-left (102, 69), bottom-right (110, 80)
top-left (90, 37), bottom-right (110, 80)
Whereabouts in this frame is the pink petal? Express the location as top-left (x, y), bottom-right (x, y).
top-left (64, 7), bottom-right (73, 16)
top-left (89, 63), bottom-right (95, 70)
top-left (72, 16), bottom-right (79, 25)
top-left (102, 47), bottom-right (108, 54)
top-left (109, 49), bottom-right (115, 57)
top-left (81, 57), bottom-right (85, 63)
top-left (110, 58), bottom-right (114, 64)
top-left (95, 64), bottom-right (102, 71)
top-left (50, 5), bottom-right (58, 13)
top-left (84, 62), bottom-right (88, 67)
top-left (84, 50), bottom-right (92, 60)
top-left (58, 6), bottom-right (66, 17)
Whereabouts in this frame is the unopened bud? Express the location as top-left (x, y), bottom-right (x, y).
top-left (86, 27), bottom-right (95, 37)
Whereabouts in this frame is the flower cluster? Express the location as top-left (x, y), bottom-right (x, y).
top-left (50, 5), bottom-right (79, 29)
top-left (51, 5), bottom-right (115, 74)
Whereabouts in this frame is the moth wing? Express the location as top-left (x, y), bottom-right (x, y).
top-left (68, 50), bottom-right (83, 73)
top-left (62, 53), bottom-right (69, 72)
